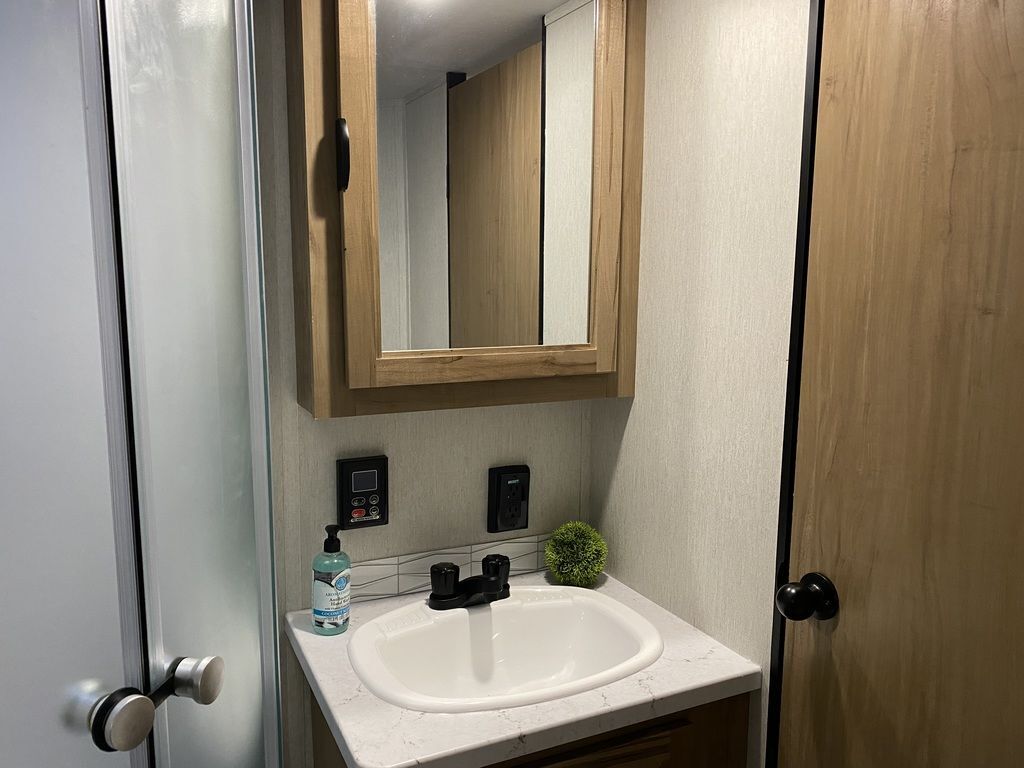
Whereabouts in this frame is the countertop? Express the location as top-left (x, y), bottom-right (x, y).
top-left (285, 572), bottom-right (761, 768)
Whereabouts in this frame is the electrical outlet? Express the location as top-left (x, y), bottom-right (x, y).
top-left (488, 465), bottom-right (530, 532)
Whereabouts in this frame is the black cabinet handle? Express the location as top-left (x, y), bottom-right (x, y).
top-left (335, 117), bottom-right (350, 192)
top-left (775, 572), bottom-right (839, 621)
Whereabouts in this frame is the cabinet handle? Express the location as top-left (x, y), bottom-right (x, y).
top-left (336, 117), bottom-right (350, 192)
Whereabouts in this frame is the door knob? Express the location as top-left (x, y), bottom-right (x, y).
top-left (172, 655), bottom-right (225, 705)
top-left (775, 572), bottom-right (839, 621)
top-left (66, 656), bottom-right (224, 752)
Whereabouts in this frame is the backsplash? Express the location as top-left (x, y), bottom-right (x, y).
top-left (351, 533), bottom-right (552, 602)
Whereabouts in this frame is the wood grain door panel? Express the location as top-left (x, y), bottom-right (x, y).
top-left (448, 43), bottom-right (543, 348)
top-left (781, 1), bottom-right (1024, 766)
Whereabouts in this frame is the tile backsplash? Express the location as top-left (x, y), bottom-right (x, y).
top-left (351, 533), bottom-right (552, 602)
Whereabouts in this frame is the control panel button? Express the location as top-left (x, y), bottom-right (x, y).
top-left (351, 496), bottom-right (366, 506)
top-left (351, 508), bottom-right (366, 518)
top-left (368, 495), bottom-right (380, 505)
top-left (368, 506), bottom-right (380, 517)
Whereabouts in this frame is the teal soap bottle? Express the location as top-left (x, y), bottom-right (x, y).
top-left (311, 524), bottom-right (351, 635)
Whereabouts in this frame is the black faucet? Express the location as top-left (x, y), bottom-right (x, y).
top-left (427, 554), bottom-right (511, 610)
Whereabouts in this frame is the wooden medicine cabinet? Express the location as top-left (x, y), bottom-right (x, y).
top-left (285, 0), bottom-right (646, 417)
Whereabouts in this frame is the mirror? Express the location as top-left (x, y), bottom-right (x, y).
top-left (374, 0), bottom-right (597, 352)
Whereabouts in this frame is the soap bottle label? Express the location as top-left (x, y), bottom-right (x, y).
top-left (312, 569), bottom-right (351, 629)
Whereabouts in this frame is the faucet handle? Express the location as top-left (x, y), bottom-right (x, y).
top-left (429, 562), bottom-right (459, 597)
top-left (481, 554), bottom-right (511, 586)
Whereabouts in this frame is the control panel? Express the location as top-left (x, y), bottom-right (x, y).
top-left (337, 455), bottom-right (388, 530)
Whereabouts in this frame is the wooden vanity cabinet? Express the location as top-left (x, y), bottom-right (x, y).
top-left (493, 695), bottom-right (749, 768)
top-left (312, 693), bottom-right (748, 768)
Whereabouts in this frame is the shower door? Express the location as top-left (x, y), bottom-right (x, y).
top-left (0, 0), bottom-right (279, 766)
top-left (104, 0), bottom-right (280, 765)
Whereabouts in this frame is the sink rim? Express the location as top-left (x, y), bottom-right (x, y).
top-left (348, 584), bottom-right (665, 713)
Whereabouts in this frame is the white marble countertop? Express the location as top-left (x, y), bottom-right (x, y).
top-left (285, 573), bottom-right (761, 768)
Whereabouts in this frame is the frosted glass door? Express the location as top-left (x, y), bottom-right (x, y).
top-left (0, 2), bottom-right (133, 765)
top-left (105, 1), bottom-right (278, 766)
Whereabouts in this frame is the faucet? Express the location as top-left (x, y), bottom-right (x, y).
top-left (427, 554), bottom-right (511, 610)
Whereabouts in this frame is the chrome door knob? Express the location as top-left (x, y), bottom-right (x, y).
top-left (173, 655), bottom-right (225, 705)
top-left (66, 655), bottom-right (225, 752)
top-left (92, 688), bottom-right (156, 752)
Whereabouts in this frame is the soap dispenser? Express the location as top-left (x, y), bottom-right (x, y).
top-left (312, 524), bottom-right (351, 635)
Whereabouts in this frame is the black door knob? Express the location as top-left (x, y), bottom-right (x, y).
top-left (775, 572), bottom-right (839, 621)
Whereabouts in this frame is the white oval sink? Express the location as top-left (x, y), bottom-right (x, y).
top-left (347, 585), bottom-right (664, 713)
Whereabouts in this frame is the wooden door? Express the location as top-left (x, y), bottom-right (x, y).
top-left (448, 43), bottom-right (542, 348)
top-left (780, 1), bottom-right (1024, 766)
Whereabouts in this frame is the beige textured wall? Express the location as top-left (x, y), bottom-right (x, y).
top-left (588, 0), bottom-right (808, 764)
top-left (253, 3), bottom-right (589, 766)
top-left (377, 99), bottom-right (411, 351)
top-left (404, 85), bottom-right (450, 350)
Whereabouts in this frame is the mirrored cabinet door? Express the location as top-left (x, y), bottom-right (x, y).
top-left (284, 0), bottom-right (645, 416)
top-left (374, 1), bottom-right (597, 353)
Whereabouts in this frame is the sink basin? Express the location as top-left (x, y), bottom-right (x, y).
top-left (347, 585), bottom-right (664, 713)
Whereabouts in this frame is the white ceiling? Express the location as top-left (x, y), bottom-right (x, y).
top-left (375, 0), bottom-right (570, 101)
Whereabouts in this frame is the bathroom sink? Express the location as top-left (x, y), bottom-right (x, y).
top-left (347, 585), bottom-right (664, 713)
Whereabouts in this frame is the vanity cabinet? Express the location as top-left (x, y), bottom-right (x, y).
top-left (312, 693), bottom-right (748, 768)
top-left (284, 0), bottom-right (647, 417)
top-left (492, 695), bottom-right (749, 768)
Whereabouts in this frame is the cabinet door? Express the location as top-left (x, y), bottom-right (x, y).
top-left (497, 695), bottom-right (749, 768)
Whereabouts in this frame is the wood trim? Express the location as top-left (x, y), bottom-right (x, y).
top-left (376, 346), bottom-right (598, 387)
top-left (323, 374), bottom-right (615, 418)
top-left (285, 0), bottom-right (348, 416)
top-left (589, 0), bottom-right (628, 374)
top-left (286, 0), bottom-right (645, 416)
top-left (608, 0), bottom-right (645, 397)
top-left (336, 0), bottom-right (381, 389)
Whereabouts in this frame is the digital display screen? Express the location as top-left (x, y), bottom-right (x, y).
top-left (351, 469), bottom-right (378, 493)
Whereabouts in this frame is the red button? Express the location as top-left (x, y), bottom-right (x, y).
top-left (352, 508), bottom-right (366, 518)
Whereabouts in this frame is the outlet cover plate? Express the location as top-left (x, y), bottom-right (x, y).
top-left (487, 465), bottom-right (530, 533)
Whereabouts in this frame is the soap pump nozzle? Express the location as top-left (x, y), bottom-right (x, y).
top-left (323, 524), bottom-right (341, 553)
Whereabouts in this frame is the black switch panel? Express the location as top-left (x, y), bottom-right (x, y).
top-left (487, 465), bottom-right (530, 533)
top-left (337, 455), bottom-right (388, 530)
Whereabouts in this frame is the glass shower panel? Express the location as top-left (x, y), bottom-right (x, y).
top-left (104, 1), bottom-right (278, 766)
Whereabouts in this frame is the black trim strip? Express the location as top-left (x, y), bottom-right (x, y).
top-left (445, 71), bottom-right (466, 348)
top-left (95, 1), bottom-right (154, 765)
top-left (537, 24), bottom-right (548, 345)
top-left (765, 1), bottom-right (826, 765)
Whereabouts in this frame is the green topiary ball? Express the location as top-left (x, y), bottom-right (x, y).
top-left (545, 521), bottom-right (608, 588)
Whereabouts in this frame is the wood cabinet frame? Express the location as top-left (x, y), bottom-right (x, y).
top-left (285, 0), bottom-right (646, 417)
